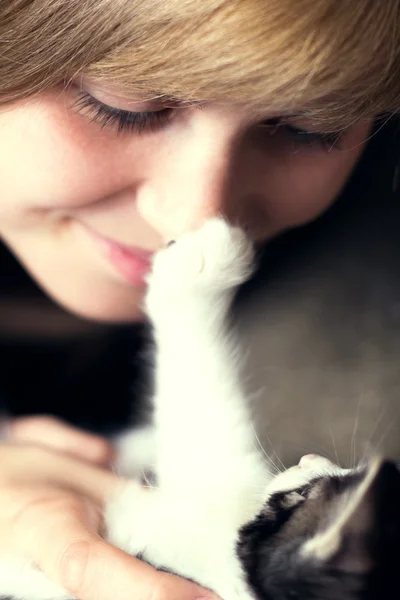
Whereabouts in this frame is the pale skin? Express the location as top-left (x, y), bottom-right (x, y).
top-left (0, 77), bottom-right (373, 600)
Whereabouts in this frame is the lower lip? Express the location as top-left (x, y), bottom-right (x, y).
top-left (82, 224), bottom-right (154, 286)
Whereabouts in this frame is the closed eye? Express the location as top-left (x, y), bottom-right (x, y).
top-left (73, 90), bottom-right (175, 134)
top-left (259, 117), bottom-right (342, 151)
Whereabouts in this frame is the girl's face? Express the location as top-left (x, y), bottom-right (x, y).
top-left (0, 81), bottom-right (372, 321)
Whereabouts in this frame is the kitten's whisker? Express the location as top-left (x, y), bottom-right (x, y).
top-left (361, 406), bottom-right (387, 463)
top-left (257, 425), bottom-right (286, 473)
top-left (261, 448), bottom-right (283, 475)
top-left (250, 422), bottom-right (282, 474)
top-left (328, 427), bottom-right (341, 468)
top-left (371, 416), bottom-right (397, 456)
top-left (350, 395), bottom-right (362, 469)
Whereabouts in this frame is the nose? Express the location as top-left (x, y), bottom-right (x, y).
top-left (299, 454), bottom-right (320, 468)
top-left (135, 110), bottom-right (267, 241)
top-left (299, 454), bottom-right (336, 470)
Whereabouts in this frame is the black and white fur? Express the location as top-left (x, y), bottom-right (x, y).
top-left (1, 220), bottom-right (399, 600)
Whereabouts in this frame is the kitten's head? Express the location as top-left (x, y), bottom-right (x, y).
top-left (238, 455), bottom-right (400, 600)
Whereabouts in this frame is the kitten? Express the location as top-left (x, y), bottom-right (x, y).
top-left (0, 220), bottom-right (399, 600)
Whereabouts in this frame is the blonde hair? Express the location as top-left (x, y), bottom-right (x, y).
top-left (1, 0), bottom-right (400, 129)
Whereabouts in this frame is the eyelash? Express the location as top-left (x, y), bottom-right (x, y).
top-left (74, 90), bottom-right (341, 150)
top-left (73, 91), bottom-right (174, 134)
top-left (285, 124), bottom-right (340, 150)
top-left (263, 118), bottom-right (341, 151)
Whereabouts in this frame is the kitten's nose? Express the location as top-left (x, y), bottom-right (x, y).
top-left (299, 454), bottom-right (338, 472)
top-left (299, 454), bottom-right (320, 468)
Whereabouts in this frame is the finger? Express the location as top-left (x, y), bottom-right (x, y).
top-left (11, 416), bottom-right (114, 466)
top-left (0, 445), bottom-right (121, 504)
top-left (15, 494), bottom-right (217, 600)
top-left (59, 539), bottom-right (217, 600)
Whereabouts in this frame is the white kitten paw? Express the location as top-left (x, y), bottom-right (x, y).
top-left (113, 426), bottom-right (157, 478)
top-left (146, 219), bottom-right (255, 304)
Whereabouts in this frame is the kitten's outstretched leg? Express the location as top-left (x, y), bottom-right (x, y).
top-left (145, 219), bottom-right (270, 500)
top-left (106, 221), bottom-right (271, 599)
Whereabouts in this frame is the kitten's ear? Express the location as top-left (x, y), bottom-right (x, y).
top-left (304, 458), bottom-right (400, 574)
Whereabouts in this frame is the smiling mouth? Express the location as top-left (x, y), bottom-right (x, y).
top-left (80, 222), bottom-right (155, 286)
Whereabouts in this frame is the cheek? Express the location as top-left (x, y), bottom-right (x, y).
top-left (268, 158), bottom-right (350, 228)
top-left (260, 122), bottom-right (372, 233)
top-left (0, 95), bottom-right (137, 227)
top-left (268, 152), bottom-right (363, 229)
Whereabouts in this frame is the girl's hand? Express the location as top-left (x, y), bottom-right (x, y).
top-left (0, 443), bottom-right (216, 600)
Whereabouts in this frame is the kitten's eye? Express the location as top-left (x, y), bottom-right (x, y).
top-left (299, 486), bottom-right (311, 497)
top-left (283, 491), bottom-right (305, 508)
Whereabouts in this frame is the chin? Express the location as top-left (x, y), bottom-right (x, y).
top-left (64, 300), bottom-right (146, 324)
top-left (38, 278), bottom-right (147, 324)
